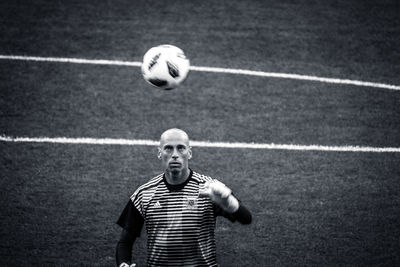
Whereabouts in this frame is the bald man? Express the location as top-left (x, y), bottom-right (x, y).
top-left (116, 129), bottom-right (252, 267)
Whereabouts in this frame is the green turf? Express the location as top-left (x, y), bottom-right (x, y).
top-left (1, 0), bottom-right (400, 266)
top-left (1, 62), bottom-right (399, 147)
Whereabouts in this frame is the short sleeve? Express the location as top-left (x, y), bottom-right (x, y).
top-left (116, 200), bottom-right (144, 237)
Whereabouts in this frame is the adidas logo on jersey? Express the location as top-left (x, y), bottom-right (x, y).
top-left (153, 201), bottom-right (162, 208)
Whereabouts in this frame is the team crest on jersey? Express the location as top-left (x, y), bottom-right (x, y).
top-left (185, 197), bottom-right (197, 210)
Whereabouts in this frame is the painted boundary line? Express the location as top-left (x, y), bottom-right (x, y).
top-left (1, 135), bottom-right (399, 153)
top-left (1, 55), bottom-right (399, 91)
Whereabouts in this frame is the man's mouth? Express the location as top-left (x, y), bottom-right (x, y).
top-left (169, 162), bottom-right (181, 168)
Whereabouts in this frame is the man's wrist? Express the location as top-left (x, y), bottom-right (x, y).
top-left (224, 195), bottom-right (239, 213)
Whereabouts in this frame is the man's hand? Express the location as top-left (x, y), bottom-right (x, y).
top-left (199, 180), bottom-right (239, 213)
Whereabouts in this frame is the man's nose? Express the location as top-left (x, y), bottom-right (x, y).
top-left (172, 148), bottom-right (179, 158)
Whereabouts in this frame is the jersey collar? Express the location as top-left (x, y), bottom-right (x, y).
top-left (163, 169), bottom-right (193, 191)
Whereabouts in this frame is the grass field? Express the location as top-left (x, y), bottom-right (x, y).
top-left (1, 0), bottom-right (400, 266)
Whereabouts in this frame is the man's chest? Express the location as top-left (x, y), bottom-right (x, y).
top-left (143, 188), bottom-right (214, 230)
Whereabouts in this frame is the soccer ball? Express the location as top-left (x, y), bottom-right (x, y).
top-left (141, 45), bottom-right (190, 90)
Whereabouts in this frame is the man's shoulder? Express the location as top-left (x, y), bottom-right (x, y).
top-left (130, 173), bottom-right (164, 201)
top-left (191, 170), bottom-right (215, 183)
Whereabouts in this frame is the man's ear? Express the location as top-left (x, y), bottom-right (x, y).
top-left (188, 147), bottom-right (192, 159)
top-left (157, 147), bottom-right (162, 159)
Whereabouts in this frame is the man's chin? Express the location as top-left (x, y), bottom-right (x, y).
top-left (169, 168), bottom-right (181, 174)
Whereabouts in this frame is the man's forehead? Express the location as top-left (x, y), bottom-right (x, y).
top-left (160, 129), bottom-right (190, 146)
top-left (161, 139), bottom-right (189, 147)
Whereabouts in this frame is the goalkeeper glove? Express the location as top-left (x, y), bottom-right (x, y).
top-left (199, 180), bottom-right (239, 213)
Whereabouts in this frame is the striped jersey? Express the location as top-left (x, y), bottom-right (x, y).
top-left (117, 169), bottom-right (237, 267)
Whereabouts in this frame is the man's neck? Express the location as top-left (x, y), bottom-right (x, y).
top-left (165, 168), bottom-right (190, 185)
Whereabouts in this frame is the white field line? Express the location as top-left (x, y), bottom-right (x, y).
top-left (0, 55), bottom-right (142, 67)
top-left (1, 135), bottom-right (399, 153)
top-left (0, 54), bottom-right (399, 91)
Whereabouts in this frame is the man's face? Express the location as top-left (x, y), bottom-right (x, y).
top-left (158, 131), bottom-right (192, 174)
